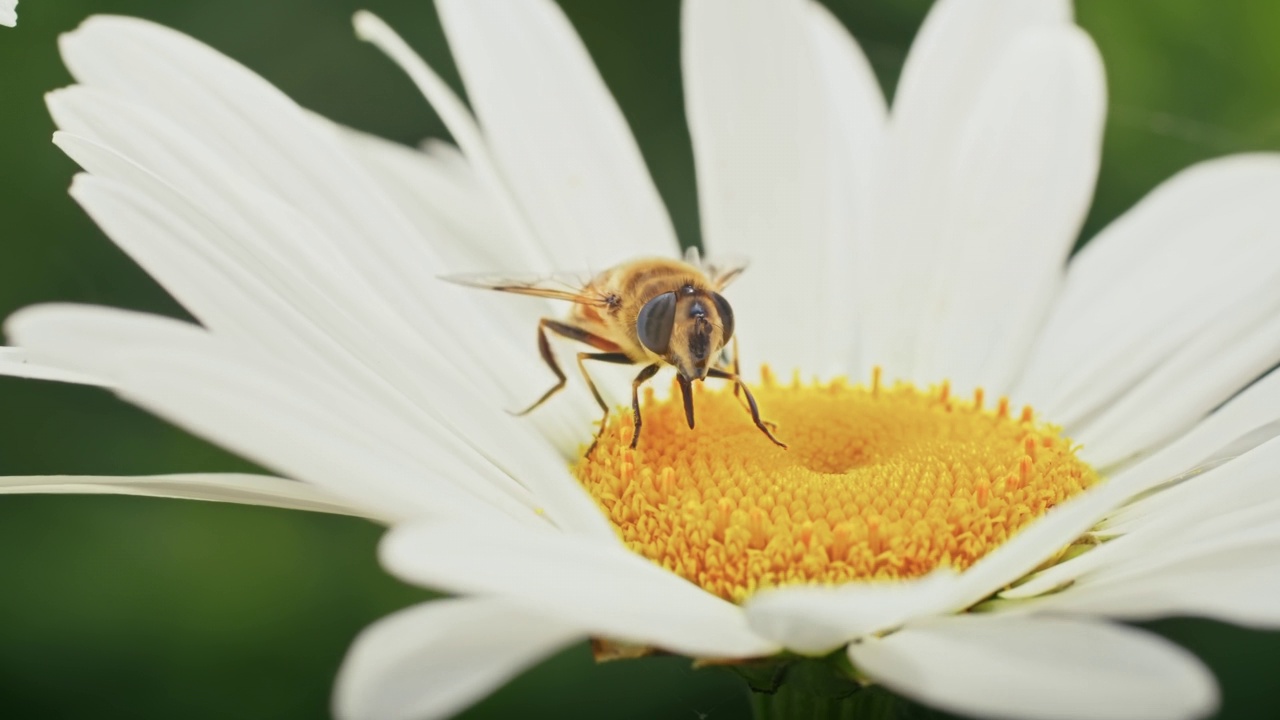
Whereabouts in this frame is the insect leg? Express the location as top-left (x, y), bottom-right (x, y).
top-left (544, 319), bottom-right (622, 352)
top-left (628, 364), bottom-right (662, 449)
top-left (730, 335), bottom-right (742, 401)
top-left (712, 335), bottom-right (744, 402)
top-left (707, 367), bottom-right (787, 449)
top-left (575, 352), bottom-right (631, 412)
top-left (575, 351), bottom-right (635, 456)
top-left (514, 318), bottom-right (620, 416)
top-left (714, 337), bottom-right (777, 432)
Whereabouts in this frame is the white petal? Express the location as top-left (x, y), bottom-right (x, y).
top-left (0, 473), bottom-right (384, 520)
top-left (7, 304), bottom-right (539, 527)
top-left (1031, 483), bottom-right (1280, 626)
top-left (321, 121), bottom-right (606, 447)
top-left (890, 0), bottom-right (1071, 130)
top-left (804, 3), bottom-right (887, 373)
top-left (850, 615), bottom-right (1217, 720)
top-left (743, 570), bottom-right (957, 655)
top-left (380, 521), bottom-right (778, 659)
top-left (434, 0), bottom-right (678, 267)
top-left (51, 145), bottom-right (489, 395)
top-left (1081, 439), bottom-right (1280, 562)
top-left (57, 16), bottom-right (429, 306)
top-left (1015, 154), bottom-right (1280, 425)
top-left (1102, 365), bottom-right (1280, 519)
top-left (53, 149), bottom-right (357, 371)
top-left (683, 0), bottom-right (857, 374)
top-left (51, 126), bottom-right (612, 539)
top-left (57, 16), bottom-right (536, 393)
top-left (0, 347), bottom-right (104, 385)
top-left (861, 0), bottom-right (1071, 377)
top-left (327, 125), bottom-right (513, 270)
top-left (351, 11), bottom-right (552, 268)
top-left (56, 158), bottom-right (474, 445)
top-left (327, 123), bottom-right (611, 445)
top-left (1005, 434), bottom-right (1280, 599)
top-left (1074, 279), bottom-right (1280, 467)
top-left (334, 598), bottom-right (582, 720)
top-left (0, 0), bottom-right (15, 28)
top-left (348, 12), bottom-right (624, 450)
top-left (51, 88), bottom-right (534, 428)
top-left (1040, 539), bottom-right (1280, 630)
top-left (1106, 453), bottom-right (1280, 541)
top-left (913, 26), bottom-right (1105, 394)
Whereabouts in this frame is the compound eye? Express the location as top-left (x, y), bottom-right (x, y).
top-left (711, 292), bottom-right (734, 342)
top-left (636, 291), bottom-right (677, 355)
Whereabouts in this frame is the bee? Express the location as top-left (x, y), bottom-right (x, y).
top-left (445, 248), bottom-right (787, 453)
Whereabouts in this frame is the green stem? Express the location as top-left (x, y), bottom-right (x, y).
top-left (733, 657), bottom-right (904, 720)
top-left (749, 684), bottom-right (902, 720)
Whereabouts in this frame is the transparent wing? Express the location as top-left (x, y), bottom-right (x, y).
top-left (683, 246), bottom-right (749, 290)
top-left (701, 255), bottom-right (750, 291)
top-left (440, 270), bottom-right (609, 306)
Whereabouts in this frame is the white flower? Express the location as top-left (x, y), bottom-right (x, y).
top-left (1, 0), bottom-right (16, 28)
top-left (3, 1), bottom-right (1280, 719)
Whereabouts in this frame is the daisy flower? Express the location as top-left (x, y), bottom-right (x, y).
top-left (4, 0), bottom-right (1280, 718)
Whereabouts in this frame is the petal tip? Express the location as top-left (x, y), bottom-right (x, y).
top-left (351, 10), bottom-right (386, 43)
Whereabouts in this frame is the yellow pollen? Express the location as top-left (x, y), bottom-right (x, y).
top-left (573, 369), bottom-right (1100, 604)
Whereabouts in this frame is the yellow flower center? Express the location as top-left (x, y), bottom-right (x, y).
top-left (574, 368), bottom-right (1100, 603)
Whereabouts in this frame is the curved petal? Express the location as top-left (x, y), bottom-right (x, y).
top-left (380, 520), bottom-right (778, 659)
top-left (435, 0), bottom-right (678, 266)
top-left (850, 615), bottom-right (1217, 720)
top-left (58, 16), bottom-right (434, 313)
top-left (51, 88), bottom-right (598, 464)
top-left (743, 570), bottom-right (956, 655)
top-left (327, 125), bottom-right (513, 271)
top-left (46, 132), bottom-right (613, 538)
top-left (325, 125), bottom-right (611, 448)
top-left (334, 598), bottom-right (583, 720)
top-left (56, 16), bottom-right (607, 457)
top-left (683, 0), bottom-right (861, 374)
top-left (1102, 364), bottom-right (1280, 519)
top-left (0, 0), bottom-right (14, 28)
top-left (860, 0), bottom-right (1072, 377)
top-left (351, 11), bottom-right (548, 269)
top-left (1037, 533), bottom-right (1280, 630)
top-left (347, 13), bottom-right (612, 445)
top-left (0, 347), bottom-right (104, 385)
top-left (889, 0), bottom-right (1071, 130)
top-left (1103, 441), bottom-right (1280, 564)
top-left (321, 126), bottom-right (608, 434)
top-left (912, 26), bottom-right (1105, 394)
top-left (0, 473), bottom-right (384, 520)
top-left (54, 69), bottom-right (527, 391)
top-left (56, 15), bottom-right (540, 394)
top-left (7, 304), bottom-right (547, 528)
top-left (804, 2), bottom-right (887, 374)
top-left (1015, 154), bottom-right (1280, 425)
top-left (1073, 280), bottom-right (1280, 467)
top-left (1006, 433), bottom-right (1280, 599)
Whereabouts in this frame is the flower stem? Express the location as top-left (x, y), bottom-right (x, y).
top-left (749, 685), bottom-right (902, 720)
top-left (734, 657), bottom-right (904, 720)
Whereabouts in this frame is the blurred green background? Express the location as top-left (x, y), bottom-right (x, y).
top-left (1, 0), bottom-right (1279, 718)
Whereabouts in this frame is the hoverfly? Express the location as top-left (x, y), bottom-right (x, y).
top-left (445, 248), bottom-right (787, 453)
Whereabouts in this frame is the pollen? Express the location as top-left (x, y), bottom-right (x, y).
top-left (573, 369), bottom-right (1100, 604)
